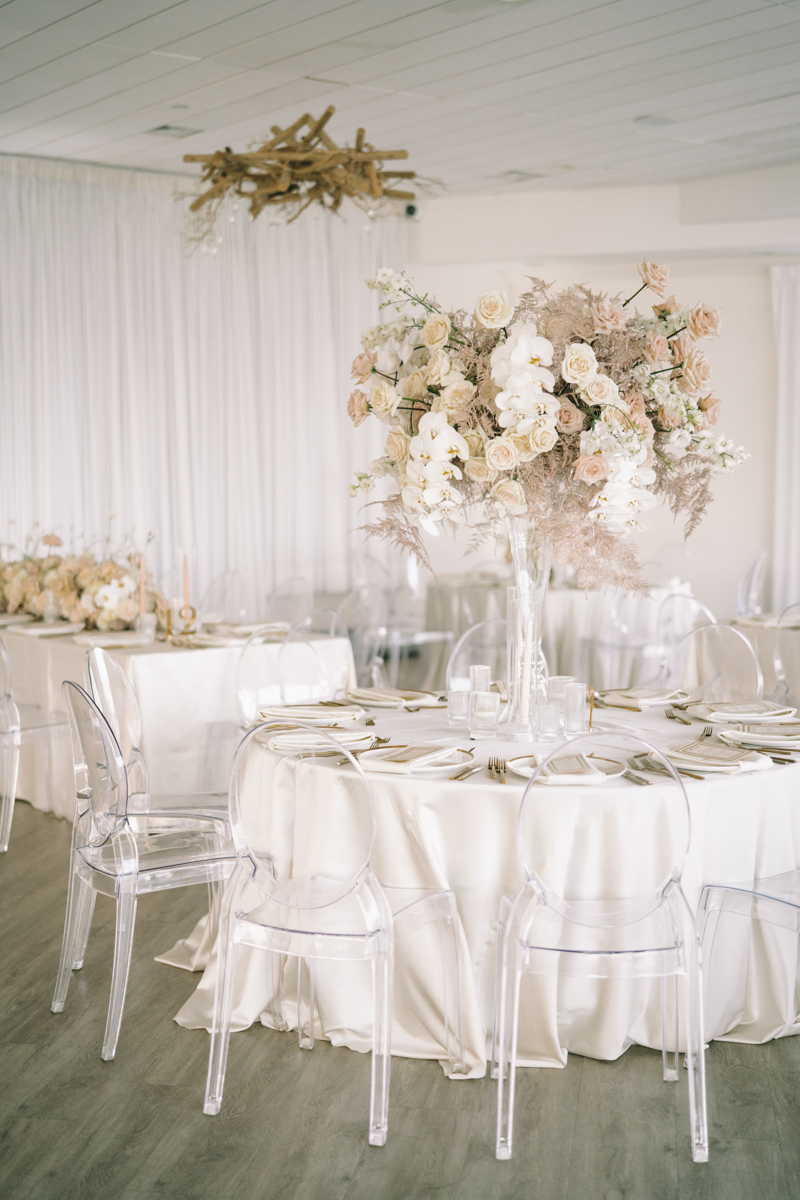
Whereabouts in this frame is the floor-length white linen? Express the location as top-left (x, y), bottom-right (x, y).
top-left (166, 709), bottom-right (800, 1075)
top-left (771, 265), bottom-right (800, 612)
top-left (4, 630), bottom-right (355, 810)
top-left (0, 155), bottom-right (404, 611)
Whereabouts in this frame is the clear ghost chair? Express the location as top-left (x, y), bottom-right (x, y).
top-left (660, 623), bottom-right (763, 701)
top-left (265, 576), bottom-right (314, 627)
top-left (492, 731), bottom-right (708, 1164)
top-left (656, 593), bottom-right (716, 648)
top-left (0, 635), bottom-right (70, 851)
top-left (699, 872), bottom-right (800, 1045)
top-left (51, 682), bottom-right (236, 1060)
top-left (338, 585), bottom-right (388, 687)
top-left (203, 720), bottom-right (467, 1145)
top-left (737, 550), bottom-right (768, 618)
top-left (86, 647), bottom-right (228, 818)
top-left (773, 602), bottom-right (800, 705)
top-left (445, 619), bottom-right (509, 692)
top-left (279, 609), bottom-right (352, 704)
top-left (200, 571), bottom-right (246, 625)
top-left (235, 627), bottom-right (286, 726)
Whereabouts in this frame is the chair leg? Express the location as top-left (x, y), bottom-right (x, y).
top-left (205, 870), bottom-right (247, 1116)
top-left (368, 948), bottom-right (392, 1147)
top-left (297, 956), bottom-right (316, 1050)
top-left (101, 888), bottom-right (138, 1061)
top-left (0, 736), bottom-right (20, 852)
top-left (661, 971), bottom-right (679, 1082)
top-left (684, 969), bottom-right (709, 1163)
top-left (490, 908), bottom-right (507, 1081)
top-left (72, 886), bottom-right (96, 970)
top-left (52, 866), bottom-right (92, 1013)
top-left (496, 946), bottom-right (523, 1160)
top-left (437, 900), bottom-right (466, 1076)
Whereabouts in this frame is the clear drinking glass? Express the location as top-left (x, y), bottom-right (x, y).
top-left (469, 664), bottom-right (491, 693)
top-left (548, 675), bottom-right (575, 713)
top-left (563, 681), bottom-right (588, 737)
top-left (469, 691), bottom-right (500, 740)
top-left (536, 706), bottom-right (561, 740)
top-left (447, 690), bottom-right (469, 725)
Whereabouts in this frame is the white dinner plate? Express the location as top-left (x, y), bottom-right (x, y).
top-left (683, 701), bottom-right (797, 725)
top-left (267, 729), bottom-right (375, 755)
top-left (0, 613), bottom-right (34, 627)
top-left (11, 621), bottom-right (85, 637)
top-left (718, 729), bottom-right (800, 753)
top-left (258, 704), bottom-right (365, 726)
top-left (358, 746), bottom-right (473, 776)
top-left (507, 752), bottom-right (624, 785)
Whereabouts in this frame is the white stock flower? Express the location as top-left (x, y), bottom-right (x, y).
top-left (474, 289), bottom-right (514, 329)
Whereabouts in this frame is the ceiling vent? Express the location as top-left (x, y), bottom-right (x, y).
top-left (147, 125), bottom-right (201, 138)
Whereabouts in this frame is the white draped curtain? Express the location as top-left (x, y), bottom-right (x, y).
top-left (0, 154), bottom-right (407, 615)
top-left (771, 266), bottom-right (800, 612)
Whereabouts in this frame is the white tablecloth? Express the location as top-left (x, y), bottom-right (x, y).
top-left (165, 706), bottom-right (800, 1078)
top-left (3, 631), bottom-right (356, 815)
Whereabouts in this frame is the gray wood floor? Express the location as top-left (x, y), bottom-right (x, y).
top-left (2, 801), bottom-right (800, 1200)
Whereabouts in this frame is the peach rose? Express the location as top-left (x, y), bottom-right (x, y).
top-left (625, 391), bottom-right (646, 417)
top-left (652, 295), bottom-right (680, 318)
top-left (638, 260), bottom-right (670, 297)
top-left (670, 334), bottom-right (693, 366)
top-left (632, 413), bottom-right (655, 441)
top-left (574, 454), bottom-right (609, 484)
top-left (557, 402), bottom-right (585, 433)
top-left (474, 289), bottom-right (514, 329)
top-left (351, 350), bottom-right (376, 383)
top-left (485, 436), bottom-right (519, 472)
top-left (347, 389), bottom-right (369, 427)
top-left (682, 349), bottom-right (712, 394)
top-left (590, 299), bottom-right (626, 333)
top-left (687, 303), bottom-right (721, 340)
top-left (464, 457), bottom-right (498, 483)
top-left (42, 533), bottom-right (62, 547)
top-left (490, 479), bottom-right (526, 510)
top-left (658, 404), bottom-right (682, 430)
top-left (421, 312), bottom-right (451, 351)
top-left (698, 394), bottom-right (721, 425)
top-left (644, 331), bottom-right (669, 363)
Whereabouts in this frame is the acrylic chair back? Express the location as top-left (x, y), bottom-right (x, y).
top-left (737, 550), bottom-right (768, 618)
top-left (265, 576), bottom-right (313, 626)
top-left (201, 571), bottom-right (246, 624)
top-left (446, 619), bottom-right (508, 692)
top-left (0, 637), bottom-right (20, 729)
top-left (62, 680), bottom-right (129, 849)
top-left (279, 610), bottom-right (350, 704)
top-left (0, 636), bottom-right (13, 700)
top-left (234, 628), bottom-right (285, 727)
top-left (338, 586), bottom-right (388, 686)
top-left (86, 648), bottom-right (149, 803)
top-left (656, 593), bottom-right (716, 648)
top-left (228, 720), bottom-right (378, 911)
top-left (773, 603), bottom-right (800, 705)
top-left (519, 731), bottom-right (691, 931)
top-left (661, 623), bottom-right (763, 701)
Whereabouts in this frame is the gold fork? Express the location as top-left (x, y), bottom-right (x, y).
top-left (496, 757), bottom-right (507, 785)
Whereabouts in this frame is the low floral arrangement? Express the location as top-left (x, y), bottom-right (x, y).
top-left (1, 536), bottom-right (165, 630)
top-left (347, 262), bottom-right (747, 589)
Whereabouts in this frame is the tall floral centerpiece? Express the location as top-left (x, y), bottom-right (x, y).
top-left (347, 263), bottom-right (747, 737)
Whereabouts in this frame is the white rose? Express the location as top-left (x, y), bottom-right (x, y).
top-left (529, 424), bottom-right (558, 454)
top-left (510, 432), bottom-right (536, 462)
top-left (560, 342), bottom-right (598, 386)
top-left (426, 349), bottom-right (456, 388)
top-left (385, 426), bottom-right (411, 465)
top-left (369, 379), bottom-right (401, 421)
top-left (463, 427), bottom-right (485, 457)
top-left (474, 289), bottom-right (514, 329)
top-left (463, 457), bottom-right (498, 483)
top-left (421, 312), bottom-right (451, 351)
top-left (485, 436), bottom-right (519, 472)
top-left (434, 378), bottom-right (476, 416)
top-left (491, 479), bottom-right (526, 511)
top-left (581, 374), bottom-right (620, 408)
top-left (399, 368), bottom-right (428, 400)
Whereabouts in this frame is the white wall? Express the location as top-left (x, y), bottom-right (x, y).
top-left (406, 173), bottom-right (800, 617)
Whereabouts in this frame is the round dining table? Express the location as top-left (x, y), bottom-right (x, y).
top-left (161, 704), bottom-right (800, 1079)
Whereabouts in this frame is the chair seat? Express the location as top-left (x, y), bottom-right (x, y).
top-left (518, 900), bottom-right (685, 975)
top-left (77, 825), bottom-right (235, 882)
top-left (5, 705), bottom-right (69, 735)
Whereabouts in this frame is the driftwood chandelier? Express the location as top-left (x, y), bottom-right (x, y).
top-left (184, 106), bottom-right (415, 233)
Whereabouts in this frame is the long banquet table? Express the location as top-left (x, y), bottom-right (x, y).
top-left (3, 629), bottom-right (356, 815)
top-left (162, 704), bottom-right (800, 1079)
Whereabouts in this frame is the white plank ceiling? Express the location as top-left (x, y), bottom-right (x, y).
top-left (0, 0), bottom-right (798, 194)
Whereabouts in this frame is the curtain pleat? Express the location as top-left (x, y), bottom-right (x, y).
top-left (771, 266), bottom-right (800, 612)
top-left (0, 155), bottom-right (404, 616)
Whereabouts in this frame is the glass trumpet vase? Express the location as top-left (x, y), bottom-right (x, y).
top-left (506, 517), bottom-right (553, 742)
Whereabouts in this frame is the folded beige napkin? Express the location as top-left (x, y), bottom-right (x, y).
top-left (346, 687), bottom-right (445, 709)
top-left (599, 687), bottom-right (689, 710)
top-left (359, 745), bottom-right (465, 774)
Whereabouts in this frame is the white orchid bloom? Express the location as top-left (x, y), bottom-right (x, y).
top-left (422, 483), bottom-right (462, 509)
top-left (401, 484), bottom-right (427, 513)
top-left (509, 331), bottom-right (555, 370)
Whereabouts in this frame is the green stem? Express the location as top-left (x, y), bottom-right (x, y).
top-left (667, 325), bottom-right (687, 339)
top-left (622, 281), bottom-right (647, 308)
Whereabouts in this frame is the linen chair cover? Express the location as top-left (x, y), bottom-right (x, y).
top-left (204, 720), bottom-right (467, 1146)
top-left (661, 623), bottom-right (763, 701)
top-left (445, 619), bottom-right (509, 692)
top-left (279, 609), bottom-right (350, 704)
top-left (699, 872), bottom-right (800, 1044)
top-left (51, 682), bottom-right (236, 1060)
top-left (773, 602), bottom-right (800, 705)
top-left (737, 550), bottom-right (768, 618)
top-left (0, 635), bottom-right (69, 851)
top-left (492, 730), bottom-right (708, 1164)
top-left (265, 575), bottom-right (313, 626)
top-left (338, 585), bottom-right (388, 687)
top-left (200, 571), bottom-right (246, 625)
top-left (87, 647), bottom-right (228, 819)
